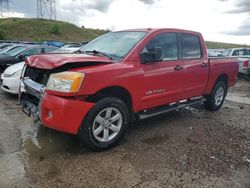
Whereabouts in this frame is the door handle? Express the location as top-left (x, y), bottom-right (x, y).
top-left (201, 63), bottom-right (208, 68)
top-left (174, 65), bottom-right (183, 71)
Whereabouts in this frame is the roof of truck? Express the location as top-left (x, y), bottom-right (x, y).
top-left (120, 28), bottom-right (202, 35)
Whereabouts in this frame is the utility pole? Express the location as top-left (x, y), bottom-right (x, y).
top-left (0, 0), bottom-right (10, 18)
top-left (37, 0), bottom-right (56, 20)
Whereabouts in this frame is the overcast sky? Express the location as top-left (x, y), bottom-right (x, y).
top-left (2, 0), bottom-right (250, 44)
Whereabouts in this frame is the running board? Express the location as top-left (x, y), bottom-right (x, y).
top-left (138, 98), bottom-right (206, 120)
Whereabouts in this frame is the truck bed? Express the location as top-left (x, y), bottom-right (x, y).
top-left (205, 57), bottom-right (239, 95)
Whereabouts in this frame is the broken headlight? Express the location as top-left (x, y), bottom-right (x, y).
top-left (46, 72), bottom-right (85, 93)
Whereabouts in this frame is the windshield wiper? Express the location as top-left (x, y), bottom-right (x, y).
top-left (83, 50), bottom-right (113, 60)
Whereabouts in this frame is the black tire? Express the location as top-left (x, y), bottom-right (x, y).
top-left (78, 97), bottom-right (130, 151)
top-left (204, 81), bottom-right (227, 111)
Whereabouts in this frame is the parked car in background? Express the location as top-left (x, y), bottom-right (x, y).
top-left (208, 49), bottom-right (225, 57)
top-left (0, 45), bottom-right (58, 72)
top-left (52, 43), bottom-right (82, 53)
top-left (20, 28), bottom-right (239, 151)
top-left (0, 44), bottom-right (27, 55)
top-left (223, 48), bottom-right (250, 79)
top-left (80, 41), bottom-right (89, 45)
top-left (0, 43), bottom-right (12, 50)
top-left (1, 61), bottom-right (24, 94)
top-left (43, 41), bottom-right (64, 48)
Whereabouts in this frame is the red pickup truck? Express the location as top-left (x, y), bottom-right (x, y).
top-left (20, 28), bottom-right (239, 151)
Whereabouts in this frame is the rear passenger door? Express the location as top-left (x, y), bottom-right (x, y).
top-left (180, 33), bottom-right (209, 98)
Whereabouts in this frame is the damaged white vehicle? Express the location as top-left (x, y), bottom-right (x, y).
top-left (1, 62), bottom-right (24, 94)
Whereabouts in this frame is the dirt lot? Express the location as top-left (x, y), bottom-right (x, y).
top-left (0, 80), bottom-right (249, 188)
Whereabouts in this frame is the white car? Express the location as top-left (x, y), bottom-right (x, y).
top-left (52, 43), bottom-right (82, 53)
top-left (1, 62), bottom-right (24, 94)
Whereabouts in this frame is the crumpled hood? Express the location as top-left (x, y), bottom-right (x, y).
top-left (26, 53), bottom-right (114, 69)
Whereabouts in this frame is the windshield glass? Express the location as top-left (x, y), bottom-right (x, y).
top-left (80, 31), bottom-right (147, 61)
top-left (4, 46), bottom-right (28, 57)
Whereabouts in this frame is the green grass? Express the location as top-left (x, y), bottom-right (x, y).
top-left (0, 18), bottom-right (107, 42)
top-left (0, 18), bottom-right (249, 49)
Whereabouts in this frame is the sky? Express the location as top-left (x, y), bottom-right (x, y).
top-left (1, 0), bottom-right (250, 45)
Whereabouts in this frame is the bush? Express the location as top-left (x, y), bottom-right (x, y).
top-left (0, 28), bottom-right (5, 40)
top-left (50, 24), bottom-right (60, 35)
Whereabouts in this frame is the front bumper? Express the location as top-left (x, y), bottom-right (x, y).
top-left (20, 78), bottom-right (95, 134)
top-left (40, 93), bottom-right (94, 134)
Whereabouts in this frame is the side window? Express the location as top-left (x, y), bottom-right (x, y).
top-left (22, 48), bottom-right (41, 57)
top-left (44, 47), bottom-right (56, 53)
top-left (232, 50), bottom-right (239, 56)
top-left (181, 33), bottom-right (201, 59)
top-left (243, 49), bottom-right (250, 55)
top-left (144, 32), bottom-right (178, 61)
top-left (232, 50), bottom-right (248, 56)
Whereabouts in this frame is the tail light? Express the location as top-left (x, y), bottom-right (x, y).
top-left (243, 60), bottom-right (249, 70)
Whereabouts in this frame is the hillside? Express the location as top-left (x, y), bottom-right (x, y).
top-left (0, 18), bottom-right (107, 42)
top-left (205, 41), bottom-right (250, 49)
top-left (0, 18), bottom-right (249, 48)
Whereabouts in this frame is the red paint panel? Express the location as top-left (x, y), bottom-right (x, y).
top-left (41, 93), bottom-right (94, 134)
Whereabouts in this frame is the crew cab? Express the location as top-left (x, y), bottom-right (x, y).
top-left (20, 29), bottom-right (239, 151)
top-left (223, 48), bottom-right (250, 79)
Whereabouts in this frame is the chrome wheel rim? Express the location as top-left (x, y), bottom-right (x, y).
top-left (92, 107), bottom-right (123, 142)
top-left (214, 86), bottom-right (224, 106)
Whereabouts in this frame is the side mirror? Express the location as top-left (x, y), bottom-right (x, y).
top-left (18, 54), bottom-right (26, 61)
top-left (141, 47), bottom-right (163, 64)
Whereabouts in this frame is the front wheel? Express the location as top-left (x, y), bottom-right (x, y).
top-left (78, 97), bottom-right (130, 151)
top-left (204, 81), bottom-right (227, 111)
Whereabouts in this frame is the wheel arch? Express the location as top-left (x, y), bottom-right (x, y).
top-left (215, 74), bottom-right (228, 88)
top-left (204, 73), bottom-right (229, 96)
top-left (86, 86), bottom-right (133, 112)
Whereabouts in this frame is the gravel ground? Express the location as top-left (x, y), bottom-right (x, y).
top-left (0, 80), bottom-right (249, 188)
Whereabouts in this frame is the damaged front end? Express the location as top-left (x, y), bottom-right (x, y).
top-left (19, 63), bottom-right (96, 134)
top-left (20, 65), bottom-right (49, 118)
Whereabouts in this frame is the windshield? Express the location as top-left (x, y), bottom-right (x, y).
top-left (79, 31), bottom-right (147, 61)
top-left (4, 46), bottom-right (28, 57)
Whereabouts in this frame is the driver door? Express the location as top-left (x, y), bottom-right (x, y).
top-left (140, 32), bottom-right (184, 110)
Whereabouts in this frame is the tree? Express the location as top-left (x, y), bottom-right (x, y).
top-left (50, 24), bottom-right (60, 35)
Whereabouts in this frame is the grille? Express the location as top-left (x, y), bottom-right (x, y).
top-left (21, 92), bottom-right (40, 105)
top-left (24, 66), bottom-right (51, 86)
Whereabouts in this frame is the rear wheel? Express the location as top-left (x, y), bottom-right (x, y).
top-left (204, 81), bottom-right (227, 111)
top-left (78, 97), bottom-right (130, 151)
